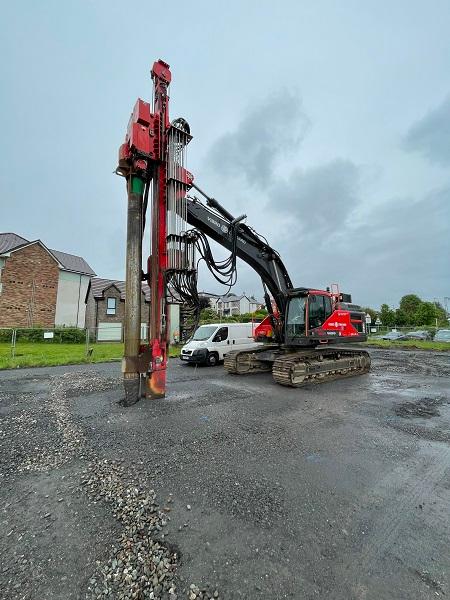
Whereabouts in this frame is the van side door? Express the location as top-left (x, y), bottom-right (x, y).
top-left (212, 326), bottom-right (229, 359)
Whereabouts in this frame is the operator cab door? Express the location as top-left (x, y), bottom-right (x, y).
top-left (308, 294), bottom-right (333, 331)
top-left (285, 293), bottom-right (333, 345)
top-left (285, 295), bottom-right (307, 345)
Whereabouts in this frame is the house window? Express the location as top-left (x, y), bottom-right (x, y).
top-left (106, 297), bottom-right (117, 315)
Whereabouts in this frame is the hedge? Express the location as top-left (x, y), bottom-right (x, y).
top-left (0, 327), bottom-right (86, 343)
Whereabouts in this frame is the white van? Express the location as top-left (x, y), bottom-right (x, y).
top-left (180, 323), bottom-right (260, 366)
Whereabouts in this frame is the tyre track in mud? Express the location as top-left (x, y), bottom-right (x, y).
top-left (336, 443), bottom-right (450, 599)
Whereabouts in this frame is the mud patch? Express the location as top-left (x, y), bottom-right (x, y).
top-left (394, 397), bottom-right (447, 419)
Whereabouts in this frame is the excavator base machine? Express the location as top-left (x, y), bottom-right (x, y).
top-left (116, 59), bottom-right (371, 403)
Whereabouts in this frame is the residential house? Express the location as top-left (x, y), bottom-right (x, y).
top-left (215, 292), bottom-right (261, 316)
top-left (0, 232), bottom-right (95, 328)
top-left (85, 277), bottom-right (180, 342)
top-left (198, 291), bottom-right (220, 309)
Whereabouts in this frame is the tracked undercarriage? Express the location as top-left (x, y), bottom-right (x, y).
top-left (224, 345), bottom-right (371, 387)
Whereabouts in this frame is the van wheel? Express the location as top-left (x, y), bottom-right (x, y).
top-left (206, 352), bottom-right (219, 367)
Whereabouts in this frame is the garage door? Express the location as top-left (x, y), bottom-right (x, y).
top-left (97, 322), bottom-right (122, 341)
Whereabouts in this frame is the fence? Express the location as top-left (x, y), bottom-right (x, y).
top-left (0, 323), bottom-right (183, 368)
top-left (1, 327), bottom-right (91, 361)
top-left (0, 328), bottom-right (124, 369)
top-left (366, 325), bottom-right (442, 338)
top-left (0, 323), bottom-right (445, 364)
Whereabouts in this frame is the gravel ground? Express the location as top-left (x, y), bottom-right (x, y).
top-left (0, 348), bottom-right (449, 599)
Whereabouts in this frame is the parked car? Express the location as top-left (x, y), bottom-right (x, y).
top-left (381, 331), bottom-right (408, 341)
top-left (434, 329), bottom-right (450, 342)
top-left (405, 330), bottom-right (432, 340)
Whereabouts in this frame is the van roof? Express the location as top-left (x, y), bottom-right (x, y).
top-left (198, 322), bottom-right (254, 327)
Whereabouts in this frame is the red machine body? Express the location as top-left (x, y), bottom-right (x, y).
top-left (255, 289), bottom-right (363, 341)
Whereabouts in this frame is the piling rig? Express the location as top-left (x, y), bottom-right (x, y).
top-left (117, 59), bottom-right (370, 405)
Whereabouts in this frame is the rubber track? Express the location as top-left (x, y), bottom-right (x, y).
top-left (224, 346), bottom-right (279, 374)
top-left (272, 349), bottom-right (371, 387)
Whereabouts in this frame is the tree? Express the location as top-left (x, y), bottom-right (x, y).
top-left (380, 304), bottom-right (395, 327)
top-left (363, 307), bottom-right (377, 322)
top-left (237, 310), bottom-right (268, 322)
top-left (414, 302), bottom-right (436, 326)
top-left (199, 307), bottom-right (219, 322)
top-left (199, 297), bottom-right (212, 310)
top-left (434, 302), bottom-right (448, 326)
top-left (399, 294), bottom-right (422, 320)
top-left (395, 309), bottom-right (408, 326)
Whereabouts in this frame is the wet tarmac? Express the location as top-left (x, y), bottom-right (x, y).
top-left (0, 347), bottom-right (449, 599)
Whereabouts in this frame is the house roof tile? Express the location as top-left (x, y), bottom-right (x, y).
top-left (89, 277), bottom-right (151, 302)
top-left (49, 249), bottom-right (95, 276)
top-left (0, 232), bottom-right (95, 276)
top-left (0, 233), bottom-right (29, 254)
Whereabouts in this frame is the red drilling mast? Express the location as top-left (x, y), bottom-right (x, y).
top-left (116, 60), bottom-right (193, 405)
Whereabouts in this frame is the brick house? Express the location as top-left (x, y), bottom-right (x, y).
top-left (0, 233), bottom-right (95, 328)
top-left (85, 278), bottom-right (181, 342)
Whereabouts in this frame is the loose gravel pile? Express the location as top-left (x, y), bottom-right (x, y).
top-left (394, 396), bottom-right (447, 419)
top-left (82, 459), bottom-right (220, 600)
top-left (1, 369), bottom-right (221, 599)
top-left (82, 459), bottom-right (178, 599)
top-left (16, 371), bottom-right (118, 473)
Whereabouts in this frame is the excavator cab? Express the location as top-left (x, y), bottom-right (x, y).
top-left (284, 289), bottom-right (366, 346)
top-left (256, 288), bottom-right (366, 346)
top-left (285, 290), bottom-right (331, 345)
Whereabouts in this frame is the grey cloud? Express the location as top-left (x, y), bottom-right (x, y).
top-left (403, 95), bottom-right (450, 165)
top-left (271, 159), bottom-right (361, 235)
top-left (201, 89), bottom-right (449, 308)
top-left (275, 184), bottom-right (450, 307)
top-left (208, 90), bottom-right (310, 188)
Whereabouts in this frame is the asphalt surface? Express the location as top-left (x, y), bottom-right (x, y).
top-left (1, 348), bottom-right (449, 600)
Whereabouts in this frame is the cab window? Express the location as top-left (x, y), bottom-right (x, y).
top-left (213, 327), bottom-right (228, 342)
top-left (286, 296), bottom-right (306, 337)
top-left (308, 295), bottom-right (327, 329)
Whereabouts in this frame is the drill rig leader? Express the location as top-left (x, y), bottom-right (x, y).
top-left (116, 59), bottom-right (370, 405)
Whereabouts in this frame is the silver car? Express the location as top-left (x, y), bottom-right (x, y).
top-left (405, 330), bottom-right (432, 340)
top-left (434, 329), bottom-right (450, 342)
top-left (381, 331), bottom-right (408, 341)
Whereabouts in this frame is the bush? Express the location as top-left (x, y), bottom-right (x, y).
top-left (0, 327), bottom-right (86, 343)
top-left (0, 329), bottom-right (12, 342)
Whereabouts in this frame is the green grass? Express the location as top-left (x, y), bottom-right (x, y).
top-left (365, 338), bottom-right (450, 351)
top-left (0, 343), bottom-right (181, 370)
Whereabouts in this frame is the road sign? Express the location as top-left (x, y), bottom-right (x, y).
top-left (365, 314), bottom-right (372, 324)
top-left (375, 318), bottom-right (382, 325)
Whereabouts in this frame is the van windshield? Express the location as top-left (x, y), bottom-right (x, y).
top-left (192, 326), bottom-right (217, 341)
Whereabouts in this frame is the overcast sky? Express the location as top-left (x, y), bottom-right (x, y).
top-left (1, 1), bottom-right (449, 309)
